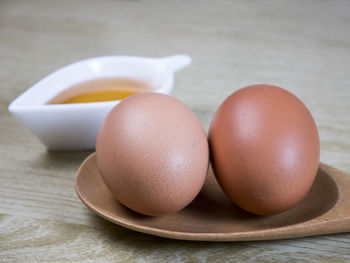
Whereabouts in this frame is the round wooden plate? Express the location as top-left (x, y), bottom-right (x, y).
top-left (75, 153), bottom-right (350, 241)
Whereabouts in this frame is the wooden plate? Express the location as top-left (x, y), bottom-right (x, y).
top-left (75, 153), bottom-right (350, 241)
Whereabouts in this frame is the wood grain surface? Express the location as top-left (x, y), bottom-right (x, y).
top-left (1, 0), bottom-right (349, 262)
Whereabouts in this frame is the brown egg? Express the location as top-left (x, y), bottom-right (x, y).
top-left (96, 93), bottom-right (209, 216)
top-left (209, 85), bottom-right (320, 215)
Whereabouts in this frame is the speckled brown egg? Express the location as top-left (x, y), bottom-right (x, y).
top-left (209, 85), bottom-right (320, 215)
top-left (96, 93), bottom-right (209, 216)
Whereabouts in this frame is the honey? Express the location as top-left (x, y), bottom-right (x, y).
top-left (48, 78), bottom-right (151, 104)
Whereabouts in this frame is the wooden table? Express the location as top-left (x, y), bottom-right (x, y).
top-left (1, 0), bottom-right (349, 261)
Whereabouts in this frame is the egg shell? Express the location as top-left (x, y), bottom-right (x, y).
top-left (209, 85), bottom-right (320, 215)
top-left (96, 92), bottom-right (209, 216)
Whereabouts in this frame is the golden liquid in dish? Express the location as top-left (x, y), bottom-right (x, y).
top-left (48, 78), bottom-right (151, 104)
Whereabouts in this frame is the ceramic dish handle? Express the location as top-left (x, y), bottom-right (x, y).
top-left (158, 55), bottom-right (192, 73)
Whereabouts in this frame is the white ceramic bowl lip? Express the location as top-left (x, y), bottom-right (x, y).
top-left (8, 54), bottom-right (192, 113)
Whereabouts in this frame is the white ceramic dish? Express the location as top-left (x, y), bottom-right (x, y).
top-left (8, 55), bottom-right (191, 150)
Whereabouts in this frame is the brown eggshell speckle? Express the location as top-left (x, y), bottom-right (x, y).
top-left (209, 85), bottom-right (320, 215)
top-left (96, 93), bottom-right (209, 216)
